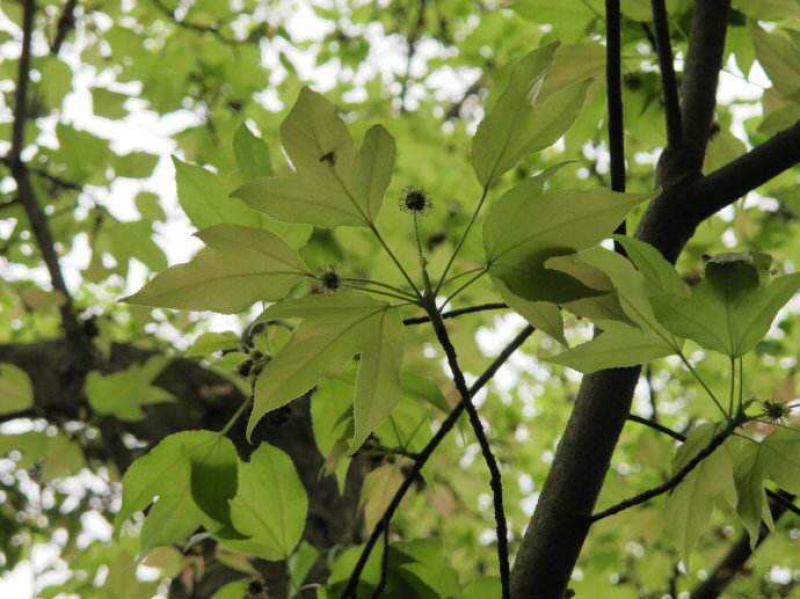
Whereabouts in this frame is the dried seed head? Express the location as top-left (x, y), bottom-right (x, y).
top-left (400, 186), bottom-right (431, 213)
top-left (321, 268), bottom-right (340, 291)
top-left (763, 400), bottom-right (789, 421)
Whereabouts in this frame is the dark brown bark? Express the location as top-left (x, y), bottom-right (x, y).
top-left (510, 3), bottom-right (732, 596)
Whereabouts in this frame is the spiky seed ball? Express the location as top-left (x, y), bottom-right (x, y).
top-left (321, 269), bottom-right (340, 291)
top-left (400, 186), bottom-right (431, 213)
top-left (763, 400), bottom-right (789, 421)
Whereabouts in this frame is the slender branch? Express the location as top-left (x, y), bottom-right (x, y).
top-left (403, 302), bottom-right (507, 326)
top-left (370, 526), bottom-right (390, 599)
top-left (605, 0), bottom-right (627, 253)
top-left (591, 414), bottom-right (745, 522)
top-left (650, 0), bottom-right (682, 147)
top-left (341, 325), bottom-right (534, 598)
top-left (626, 413), bottom-right (684, 442)
top-left (424, 301), bottom-right (510, 598)
top-left (9, 0), bottom-right (90, 360)
top-left (50, 0), bottom-right (77, 55)
top-left (147, 0), bottom-right (254, 46)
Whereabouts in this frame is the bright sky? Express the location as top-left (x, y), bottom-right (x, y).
top-left (0, 2), bottom-right (774, 596)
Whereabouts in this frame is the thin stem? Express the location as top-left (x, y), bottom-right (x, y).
top-left (677, 351), bottom-right (728, 420)
top-left (435, 185), bottom-right (489, 296)
top-left (424, 300), bottom-right (510, 598)
top-left (403, 302), bottom-right (508, 326)
top-left (339, 282), bottom-right (419, 304)
top-left (371, 525), bottom-right (390, 598)
top-left (438, 267), bottom-right (488, 311)
top-left (326, 164), bottom-right (422, 299)
top-left (339, 277), bottom-right (419, 301)
top-left (438, 266), bottom-right (488, 289)
top-left (627, 413), bottom-right (684, 442)
top-left (728, 356), bottom-right (736, 416)
top-left (369, 222), bottom-right (423, 300)
top-left (341, 325), bottom-right (534, 598)
top-left (591, 414), bottom-right (746, 522)
top-left (738, 356), bottom-right (744, 412)
top-left (220, 396), bottom-right (251, 436)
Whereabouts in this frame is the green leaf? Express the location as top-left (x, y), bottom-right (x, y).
top-left (0, 363), bottom-right (33, 415)
top-left (565, 247), bottom-right (673, 338)
top-left (91, 87), bottom-right (129, 119)
top-left (248, 293), bottom-right (393, 439)
top-left (611, 235), bottom-right (687, 297)
top-left (493, 277), bottom-right (566, 345)
top-left (173, 157), bottom-right (265, 230)
top-left (752, 26), bottom-right (800, 102)
top-left (547, 322), bottom-right (675, 373)
top-left (223, 444), bottom-right (307, 560)
top-left (732, 440), bottom-right (773, 548)
top-left (115, 431), bottom-right (237, 551)
top-left (664, 424), bottom-right (737, 562)
top-left (353, 308), bottom-right (405, 449)
top-left (472, 44), bottom-right (591, 185)
top-left (124, 224), bottom-right (309, 313)
top-left (354, 124), bottom-right (396, 222)
top-left (232, 175), bottom-right (365, 227)
top-left (359, 464), bottom-right (404, 531)
top-left (86, 356), bottom-right (174, 421)
top-left (280, 86), bottom-right (357, 181)
top-left (233, 122), bottom-right (273, 179)
top-left (652, 261), bottom-right (800, 357)
top-left (760, 428), bottom-right (800, 494)
top-left (484, 185), bottom-right (649, 302)
top-left (114, 151), bottom-right (159, 179)
top-left (463, 578), bottom-right (503, 599)
top-left (185, 332), bottom-right (241, 357)
top-left (471, 43), bottom-right (556, 185)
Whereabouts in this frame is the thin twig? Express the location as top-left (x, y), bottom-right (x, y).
top-left (605, 0), bottom-right (627, 252)
top-left (591, 414), bottom-right (746, 522)
top-left (650, 0), bottom-right (683, 147)
top-left (403, 302), bottom-right (507, 326)
top-left (341, 325), bottom-right (534, 598)
top-left (50, 0), bottom-right (77, 55)
top-left (148, 0), bottom-right (253, 46)
top-left (423, 300), bottom-right (510, 598)
top-left (371, 525), bottom-right (390, 598)
top-left (626, 413), bottom-right (684, 442)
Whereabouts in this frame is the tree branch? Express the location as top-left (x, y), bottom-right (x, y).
top-left (678, 0), bottom-right (730, 172)
top-left (650, 0), bottom-right (682, 147)
top-left (403, 302), bottom-right (507, 325)
top-left (605, 0), bottom-right (625, 195)
top-left (342, 325), bottom-right (534, 598)
top-left (50, 0), bottom-right (77, 55)
top-left (147, 0), bottom-right (254, 46)
top-left (9, 0), bottom-right (91, 360)
top-left (425, 302), bottom-right (510, 597)
top-left (590, 414), bottom-right (746, 522)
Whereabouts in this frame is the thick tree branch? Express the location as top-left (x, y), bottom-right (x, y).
top-left (677, 0), bottom-right (730, 173)
top-left (591, 414), bottom-right (745, 522)
top-left (342, 325), bottom-right (534, 598)
top-left (511, 6), bottom-right (732, 593)
top-left (650, 0), bottom-right (682, 147)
